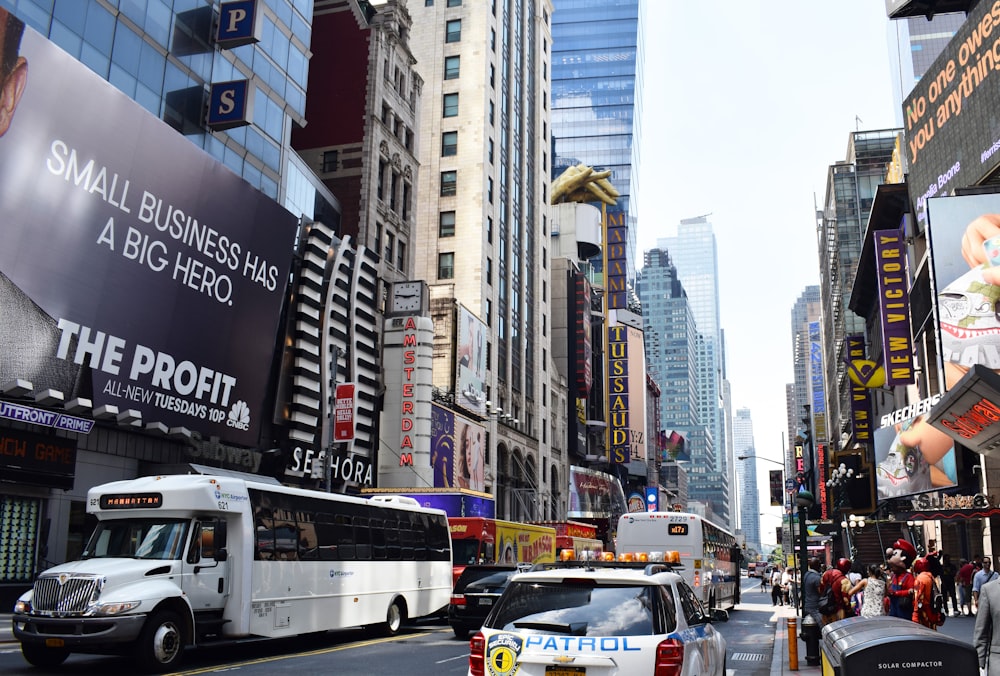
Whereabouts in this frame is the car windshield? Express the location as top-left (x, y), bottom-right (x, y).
top-left (453, 540), bottom-right (483, 565)
top-left (488, 580), bottom-right (675, 636)
top-left (83, 519), bottom-right (190, 560)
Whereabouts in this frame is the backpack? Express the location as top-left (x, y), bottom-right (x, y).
top-left (931, 582), bottom-right (945, 615)
top-left (818, 585), bottom-right (839, 615)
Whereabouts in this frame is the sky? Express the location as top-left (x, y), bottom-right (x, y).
top-left (637, 2), bottom-right (902, 543)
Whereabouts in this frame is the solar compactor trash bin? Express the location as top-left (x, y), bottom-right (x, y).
top-left (820, 616), bottom-right (977, 675)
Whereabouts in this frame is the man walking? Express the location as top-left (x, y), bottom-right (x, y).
top-left (771, 566), bottom-right (784, 606)
top-left (802, 557), bottom-right (823, 627)
top-left (960, 558), bottom-right (975, 616)
top-left (974, 572), bottom-right (1000, 675)
top-left (974, 558), bottom-right (1000, 614)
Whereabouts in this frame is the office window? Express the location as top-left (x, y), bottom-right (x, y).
top-left (425, 0), bottom-right (433, 5)
top-left (438, 252), bottom-right (455, 279)
top-left (489, 101), bottom-right (494, 125)
top-left (443, 93), bottom-right (458, 117)
top-left (396, 241), bottom-right (406, 270)
top-left (445, 19), bottom-right (461, 43)
top-left (447, 0), bottom-right (462, 5)
top-left (488, 138), bottom-right (494, 164)
top-left (490, 64), bottom-right (495, 88)
top-left (385, 231), bottom-right (395, 261)
top-left (322, 150), bottom-right (338, 173)
top-left (487, 176), bottom-right (493, 203)
top-left (441, 170), bottom-right (457, 196)
top-left (442, 131), bottom-right (457, 157)
top-left (444, 55), bottom-right (460, 80)
top-left (439, 211), bottom-right (456, 237)
top-left (377, 159), bottom-right (387, 200)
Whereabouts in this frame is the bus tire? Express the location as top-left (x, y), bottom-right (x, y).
top-left (134, 610), bottom-right (185, 672)
top-left (21, 642), bottom-right (69, 668)
top-left (381, 598), bottom-right (406, 636)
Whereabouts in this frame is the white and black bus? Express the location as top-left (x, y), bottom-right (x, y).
top-left (13, 474), bottom-right (452, 672)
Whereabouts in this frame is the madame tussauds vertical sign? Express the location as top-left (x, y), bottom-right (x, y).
top-left (608, 324), bottom-right (628, 463)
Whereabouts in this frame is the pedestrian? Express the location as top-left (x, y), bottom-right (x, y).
top-left (974, 557), bottom-right (1000, 614)
top-left (974, 572), bottom-right (1000, 675)
top-left (802, 557), bottom-right (823, 627)
top-left (886, 539), bottom-right (917, 619)
top-left (912, 556), bottom-right (945, 630)
top-left (940, 552), bottom-right (958, 616)
top-left (781, 566), bottom-right (792, 606)
top-left (849, 563), bottom-right (888, 618)
top-left (960, 558), bottom-right (976, 616)
top-left (847, 563), bottom-right (863, 615)
top-left (771, 566), bottom-right (784, 606)
top-left (819, 558), bottom-right (853, 625)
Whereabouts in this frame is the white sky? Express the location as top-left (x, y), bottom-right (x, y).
top-left (637, 2), bottom-right (901, 543)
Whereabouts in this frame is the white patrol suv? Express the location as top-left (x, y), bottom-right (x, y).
top-left (467, 561), bottom-right (727, 676)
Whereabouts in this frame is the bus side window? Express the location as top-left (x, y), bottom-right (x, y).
top-left (187, 524), bottom-right (203, 564)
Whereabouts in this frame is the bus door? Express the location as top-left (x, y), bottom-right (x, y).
top-left (183, 518), bottom-right (229, 611)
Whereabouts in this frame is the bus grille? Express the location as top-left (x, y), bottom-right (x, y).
top-left (32, 575), bottom-right (102, 614)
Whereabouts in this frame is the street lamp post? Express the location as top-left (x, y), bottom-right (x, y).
top-left (795, 490), bottom-right (815, 618)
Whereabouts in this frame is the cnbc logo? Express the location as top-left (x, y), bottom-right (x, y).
top-left (226, 400), bottom-right (251, 431)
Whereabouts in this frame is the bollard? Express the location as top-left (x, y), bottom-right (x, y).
top-left (801, 613), bottom-right (821, 666)
top-left (787, 615), bottom-right (799, 671)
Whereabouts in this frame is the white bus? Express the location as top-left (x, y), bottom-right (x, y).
top-left (616, 511), bottom-right (739, 611)
top-left (13, 474), bottom-right (452, 672)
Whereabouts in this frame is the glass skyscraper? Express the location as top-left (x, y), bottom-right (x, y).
top-left (550, 0), bottom-right (643, 281)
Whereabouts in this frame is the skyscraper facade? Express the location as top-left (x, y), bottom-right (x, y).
top-left (789, 285), bottom-right (821, 454)
top-left (733, 407), bottom-right (761, 555)
top-left (818, 130), bottom-right (898, 466)
top-left (636, 248), bottom-right (697, 504)
top-left (550, 0), bottom-right (644, 282)
top-left (409, 0), bottom-right (557, 519)
top-left (658, 216), bottom-right (730, 526)
top-left (886, 12), bottom-right (965, 126)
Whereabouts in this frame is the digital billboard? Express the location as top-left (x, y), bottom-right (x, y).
top-left (874, 395), bottom-right (957, 499)
top-left (902, 1), bottom-right (1000, 226)
top-left (0, 15), bottom-right (297, 446)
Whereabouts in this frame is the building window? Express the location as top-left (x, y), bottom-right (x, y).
top-left (385, 231), bottom-right (395, 261)
top-left (489, 101), bottom-right (494, 126)
top-left (445, 19), bottom-right (461, 43)
top-left (439, 211), bottom-right (456, 237)
top-left (390, 171), bottom-right (400, 211)
top-left (487, 176), bottom-right (493, 203)
top-left (447, 0), bottom-right (462, 5)
top-left (405, 129), bottom-right (414, 151)
top-left (444, 55), bottom-right (460, 80)
top-left (381, 102), bottom-right (390, 125)
top-left (438, 252), bottom-right (455, 279)
top-left (488, 138), bottom-right (494, 164)
top-left (377, 159), bottom-right (387, 200)
top-left (441, 170), bottom-right (457, 196)
top-left (402, 182), bottom-right (412, 221)
top-left (425, 0), bottom-right (433, 5)
top-left (490, 64), bottom-right (495, 88)
top-left (442, 131), bottom-right (457, 157)
top-left (491, 28), bottom-right (496, 52)
top-left (322, 150), bottom-right (338, 173)
top-left (396, 241), bottom-right (406, 270)
top-left (443, 93), bottom-right (459, 117)
top-left (486, 257), bottom-right (492, 284)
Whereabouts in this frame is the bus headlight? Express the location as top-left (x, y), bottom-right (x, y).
top-left (92, 601), bottom-right (140, 616)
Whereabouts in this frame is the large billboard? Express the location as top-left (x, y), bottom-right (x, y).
top-left (0, 16), bottom-right (297, 445)
top-left (902, 1), bottom-right (1000, 225)
top-left (875, 396), bottom-right (957, 499)
top-left (430, 405), bottom-right (486, 492)
top-left (455, 305), bottom-right (487, 416)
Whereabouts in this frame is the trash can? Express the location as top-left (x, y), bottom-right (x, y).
top-left (820, 616), bottom-right (978, 675)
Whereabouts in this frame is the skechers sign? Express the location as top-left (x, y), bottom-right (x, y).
top-left (0, 23), bottom-right (297, 446)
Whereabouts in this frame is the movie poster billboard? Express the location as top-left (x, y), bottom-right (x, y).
top-left (874, 396), bottom-right (957, 500)
top-left (0, 15), bottom-right (297, 446)
top-left (455, 305), bottom-right (487, 416)
top-left (431, 405), bottom-right (486, 492)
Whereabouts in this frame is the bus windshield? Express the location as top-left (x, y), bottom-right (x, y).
top-left (452, 538), bottom-right (483, 564)
top-left (83, 519), bottom-right (190, 560)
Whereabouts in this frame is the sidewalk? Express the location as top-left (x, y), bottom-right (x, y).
top-left (770, 605), bottom-right (822, 676)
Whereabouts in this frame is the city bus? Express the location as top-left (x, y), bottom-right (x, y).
top-left (616, 511), bottom-right (740, 611)
top-left (531, 520), bottom-right (604, 559)
top-left (13, 474), bottom-right (452, 671)
top-left (448, 517), bottom-right (556, 583)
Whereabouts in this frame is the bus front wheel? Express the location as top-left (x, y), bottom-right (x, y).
top-left (381, 599), bottom-right (406, 636)
top-left (134, 610), bottom-right (185, 672)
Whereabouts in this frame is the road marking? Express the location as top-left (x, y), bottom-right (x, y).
top-left (169, 631), bottom-right (439, 675)
top-left (435, 653), bottom-right (469, 664)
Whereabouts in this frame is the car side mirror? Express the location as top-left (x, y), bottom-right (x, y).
top-left (215, 547), bottom-right (228, 562)
top-left (710, 609), bottom-right (729, 623)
